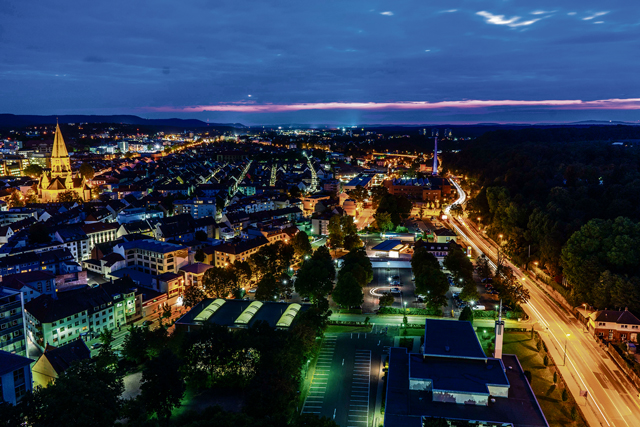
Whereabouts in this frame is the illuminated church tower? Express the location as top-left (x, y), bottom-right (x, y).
top-left (432, 136), bottom-right (438, 176)
top-left (38, 123), bottom-right (91, 203)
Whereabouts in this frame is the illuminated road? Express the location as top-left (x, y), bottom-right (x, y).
top-left (447, 178), bottom-right (640, 427)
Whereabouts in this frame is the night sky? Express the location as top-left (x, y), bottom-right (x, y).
top-left (1, 0), bottom-right (638, 125)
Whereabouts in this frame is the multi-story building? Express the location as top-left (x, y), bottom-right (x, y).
top-left (24, 285), bottom-right (133, 350)
top-left (0, 288), bottom-right (28, 356)
top-left (173, 198), bottom-right (217, 219)
top-left (0, 351), bottom-right (33, 405)
top-left (0, 248), bottom-right (75, 276)
top-left (113, 240), bottom-right (189, 275)
top-left (212, 236), bottom-right (270, 267)
top-left (0, 208), bottom-right (39, 226)
top-left (383, 177), bottom-right (454, 203)
top-left (0, 270), bottom-right (57, 303)
top-left (54, 227), bottom-right (90, 263)
top-left (81, 222), bottom-right (118, 252)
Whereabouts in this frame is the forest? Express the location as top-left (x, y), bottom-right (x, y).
top-left (442, 125), bottom-right (640, 312)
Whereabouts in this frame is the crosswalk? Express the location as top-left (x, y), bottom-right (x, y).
top-left (347, 349), bottom-right (371, 427)
top-left (301, 335), bottom-right (337, 415)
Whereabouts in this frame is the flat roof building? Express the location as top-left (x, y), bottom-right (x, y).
top-left (384, 319), bottom-right (548, 427)
top-left (175, 298), bottom-right (310, 333)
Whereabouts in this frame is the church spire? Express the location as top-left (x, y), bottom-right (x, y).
top-left (52, 123), bottom-right (69, 159)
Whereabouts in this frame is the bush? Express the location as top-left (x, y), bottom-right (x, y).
top-left (553, 371), bottom-right (557, 384)
top-left (562, 389), bottom-right (568, 401)
top-left (571, 405), bottom-right (579, 420)
top-left (377, 306), bottom-right (443, 316)
top-left (524, 370), bottom-right (532, 383)
top-left (536, 340), bottom-right (542, 351)
top-left (543, 355), bottom-right (549, 366)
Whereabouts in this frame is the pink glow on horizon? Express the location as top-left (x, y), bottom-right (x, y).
top-left (144, 98), bottom-right (640, 113)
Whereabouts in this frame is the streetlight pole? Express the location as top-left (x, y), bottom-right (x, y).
top-left (563, 333), bottom-right (570, 366)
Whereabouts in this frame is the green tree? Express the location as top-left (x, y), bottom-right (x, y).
top-left (182, 283), bottom-right (207, 308)
top-left (370, 185), bottom-right (389, 209)
top-left (7, 189), bottom-right (24, 208)
top-left (249, 241), bottom-right (294, 280)
top-left (57, 189), bottom-right (83, 204)
top-left (122, 325), bottom-right (149, 365)
top-left (423, 417), bottom-right (449, 427)
top-left (29, 360), bottom-right (123, 427)
top-left (292, 230), bottom-right (313, 259)
top-left (373, 211), bottom-right (394, 232)
top-left (231, 260), bottom-right (253, 290)
top-left (476, 254), bottom-right (492, 280)
top-left (23, 164), bottom-right (44, 178)
top-left (96, 330), bottom-right (118, 371)
top-left (140, 348), bottom-right (185, 420)
top-left (293, 414), bottom-right (341, 427)
top-left (341, 215), bottom-right (362, 251)
top-left (460, 280), bottom-right (480, 303)
top-left (203, 266), bottom-right (235, 298)
top-left (333, 271), bottom-right (363, 308)
top-left (459, 306), bottom-right (474, 324)
top-left (347, 185), bottom-right (369, 204)
top-left (194, 248), bottom-right (206, 263)
top-left (255, 273), bottom-right (280, 301)
top-left (340, 248), bottom-right (373, 287)
top-left (379, 293), bottom-right (395, 307)
top-left (412, 247), bottom-right (448, 309)
top-left (444, 245), bottom-right (474, 284)
top-left (327, 215), bottom-right (344, 250)
top-left (295, 246), bottom-right (335, 301)
top-left (79, 163), bottom-right (95, 180)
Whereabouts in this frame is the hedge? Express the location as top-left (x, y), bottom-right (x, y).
top-left (377, 307), bottom-right (443, 316)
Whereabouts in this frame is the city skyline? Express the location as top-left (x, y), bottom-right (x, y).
top-left (1, 0), bottom-right (637, 124)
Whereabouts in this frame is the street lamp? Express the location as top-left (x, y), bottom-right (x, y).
top-left (564, 333), bottom-right (570, 365)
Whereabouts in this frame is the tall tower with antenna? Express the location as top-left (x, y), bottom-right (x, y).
top-left (432, 136), bottom-right (438, 176)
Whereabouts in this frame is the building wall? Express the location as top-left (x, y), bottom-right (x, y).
top-left (0, 291), bottom-right (27, 356)
top-left (0, 364), bottom-right (32, 405)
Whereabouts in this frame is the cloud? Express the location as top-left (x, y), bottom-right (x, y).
top-left (583, 11), bottom-right (608, 21)
top-left (439, 9), bottom-right (458, 13)
top-left (476, 11), bottom-right (542, 28)
top-left (531, 10), bottom-right (555, 15)
top-left (144, 98), bottom-right (640, 114)
top-left (567, 12), bottom-right (577, 16)
top-left (380, 11), bottom-right (393, 16)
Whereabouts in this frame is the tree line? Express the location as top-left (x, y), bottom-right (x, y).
top-left (443, 126), bottom-right (640, 312)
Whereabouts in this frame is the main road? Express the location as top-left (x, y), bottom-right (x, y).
top-left (446, 177), bottom-right (640, 427)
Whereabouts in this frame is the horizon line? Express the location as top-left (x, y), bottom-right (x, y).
top-left (142, 98), bottom-right (640, 113)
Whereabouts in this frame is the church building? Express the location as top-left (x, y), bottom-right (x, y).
top-left (38, 124), bottom-right (91, 203)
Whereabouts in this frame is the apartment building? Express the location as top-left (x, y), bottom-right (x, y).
top-left (113, 240), bottom-right (189, 275)
top-left (0, 289), bottom-right (28, 356)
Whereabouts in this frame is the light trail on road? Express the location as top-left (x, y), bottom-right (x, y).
top-left (443, 177), bottom-right (640, 427)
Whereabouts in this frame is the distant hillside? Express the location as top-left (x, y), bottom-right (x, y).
top-left (0, 114), bottom-right (245, 129)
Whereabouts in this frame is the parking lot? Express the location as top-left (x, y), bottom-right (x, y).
top-left (363, 267), bottom-right (417, 312)
top-left (301, 332), bottom-right (391, 427)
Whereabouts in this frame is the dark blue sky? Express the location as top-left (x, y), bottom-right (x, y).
top-left (1, 0), bottom-right (638, 125)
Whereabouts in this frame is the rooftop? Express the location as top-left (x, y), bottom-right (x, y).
top-left (176, 298), bottom-right (310, 330)
top-left (0, 350), bottom-right (33, 376)
top-left (117, 239), bottom-right (186, 254)
top-left (385, 349), bottom-right (548, 427)
top-left (423, 319), bottom-right (486, 359)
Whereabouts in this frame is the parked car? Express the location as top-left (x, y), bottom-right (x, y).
top-left (248, 288), bottom-right (257, 293)
top-left (392, 280), bottom-right (401, 286)
top-left (481, 278), bottom-right (493, 283)
top-left (390, 288), bottom-right (401, 294)
top-left (472, 305), bottom-right (486, 311)
top-left (142, 320), bottom-right (153, 327)
top-left (91, 343), bottom-right (102, 350)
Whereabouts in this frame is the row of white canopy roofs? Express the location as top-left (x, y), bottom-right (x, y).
top-left (193, 299), bottom-right (303, 329)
